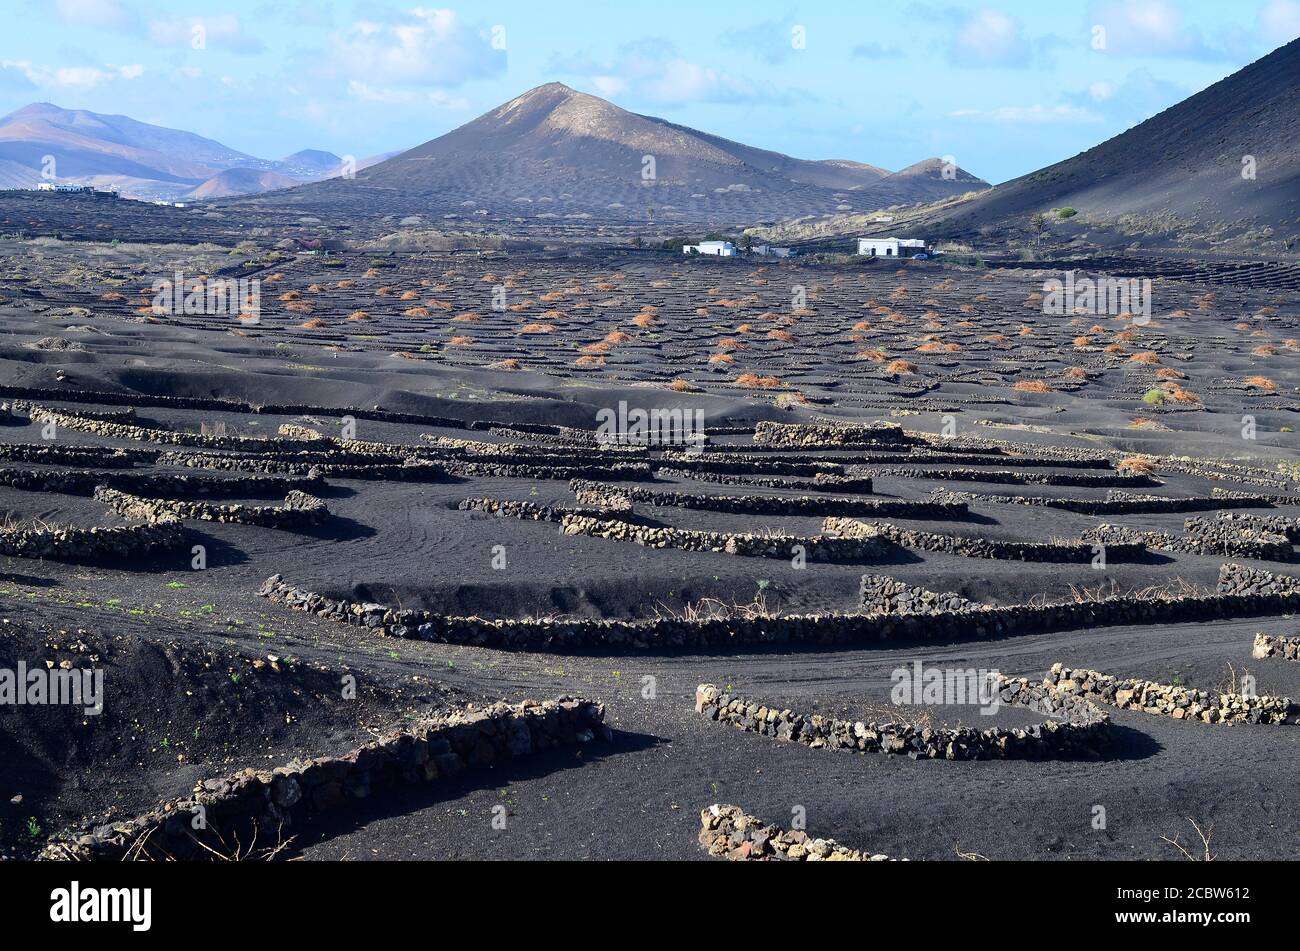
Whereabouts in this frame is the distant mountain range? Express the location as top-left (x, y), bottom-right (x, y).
top-left (225, 83), bottom-right (989, 225)
top-left (0, 103), bottom-right (387, 201)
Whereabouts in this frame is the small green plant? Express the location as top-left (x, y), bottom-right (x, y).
top-left (166, 580), bottom-right (186, 589)
top-left (1143, 389), bottom-right (1167, 405)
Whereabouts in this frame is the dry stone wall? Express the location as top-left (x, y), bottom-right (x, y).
top-left (695, 680), bottom-right (1112, 760)
top-left (95, 486), bottom-right (328, 529)
top-left (573, 479), bottom-right (965, 518)
top-left (1043, 663), bottom-right (1294, 724)
top-left (826, 516), bottom-right (1144, 563)
top-left (1253, 632), bottom-right (1300, 661)
top-left (40, 695), bottom-right (609, 861)
top-left (699, 804), bottom-right (892, 862)
top-left (0, 515), bottom-right (185, 562)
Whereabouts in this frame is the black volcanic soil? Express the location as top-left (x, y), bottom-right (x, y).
top-left (1, 228), bottom-right (1299, 862)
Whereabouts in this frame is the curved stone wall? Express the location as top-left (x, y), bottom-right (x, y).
top-left (826, 516), bottom-right (1145, 563)
top-left (695, 680), bottom-right (1112, 760)
top-left (1043, 663), bottom-right (1294, 725)
top-left (40, 695), bottom-right (609, 862)
top-left (95, 486), bottom-right (328, 529)
top-left (1253, 632), bottom-right (1300, 661)
top-left (699, 804), bottom-right (892, 862)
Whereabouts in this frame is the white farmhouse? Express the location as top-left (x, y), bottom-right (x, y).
top-left (683, 240), bottom-right (738, 257)
top-left (857, 237), bottom-right (927, 258)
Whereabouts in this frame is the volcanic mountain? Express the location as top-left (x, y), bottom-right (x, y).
top-left (924, 37), bottom-right (1300, 244)
top-left (240, 83), bottom-right (988, 226)
top-left (0, 103), bottom-right (363, 201)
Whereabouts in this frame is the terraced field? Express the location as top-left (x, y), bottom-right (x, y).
top-left (1, 239), bottom-right (1298, 864)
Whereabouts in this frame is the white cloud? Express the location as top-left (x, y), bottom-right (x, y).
top-left (0, 59), bottom-right (143, 89)
top-left (1087, 0), bottom-right (1225, 59)
top-left (328, 8), bottom-right (504, 85)
top-left (1259, 0), bottom-right (1300, 43)
top-left (550, 38), bottom-right (782, 105)
top-left (148, 14), bottom-right (264, 54)
top-left (346, 80), bottom-right (469, 108)
top-left (54, 0), bottom-right (134, 30)
top-left (950, 103), bottom-right (1101, 123)
top-left (950, 9), bottom-right (1032, 67)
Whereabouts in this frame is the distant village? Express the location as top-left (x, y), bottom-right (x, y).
top-left (681, 236), bottom-right (932, 260)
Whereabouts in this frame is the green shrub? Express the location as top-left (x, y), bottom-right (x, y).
top-left (1142, 389), bottom-right (1167, 405)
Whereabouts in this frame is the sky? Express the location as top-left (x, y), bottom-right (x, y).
top-left (2, 0), bottom-right (1298, 184)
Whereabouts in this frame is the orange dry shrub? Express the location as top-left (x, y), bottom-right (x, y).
top-left (1171, 309), bottom-right (1188, 317)
top-left (278, 291), bottom-right (302, 301)
top-left (1283, 339), bottom-right (1300, 350)
top-left (1244, 376), bottom-right (1277, 390)
top-left (307, 284), bottom-right (323, 293)
top-left (632, 313), bottom-right (656, 327)
top-left (708, 353), bottom-right (735, 365)
top-left (984, 334), bottom-right (1009, 343)
top-left (449, 335), bottom-right (474, 346)
top-left (959, 304), bottom-right (976, 315)
top-left (540, 291), bottom-right (566, 302)
top-left (575, 354), bottom-right (606, 366)
top-left (580, 342), bottom-right (611, 354)
top-left (362, 268), bottom-right (381, 279)
top-left (593, 282), bottom-right (617, 292)
top-left (1103, 344), bottom-right (1125, 354)
top-left (263, 273), bottom-right (285, 284)
top-left (792, 307), bottom-right (816, 317)
top-left (604, 330), bottom-right (632, 344)
top-left (1129, 351), bottom-right (1161, 365)
top-left (375, 287), bottom-right (393, 297)
top-left (853, 321), bottom-right (872, 331)
top-left (856, 349), bottom-right (887, 362)
top-left (1073, 336), bottom-right (1092, 347)
top-left (333, 279), bottom-right (357, 290)
top-left (1254, 344), bottom-right (1277, 356)
top-left (890, 286), bottom-right (909, 299)
top-left (1155, 367), bottom-right (1185, 380)
top-left (301, 318), bottom-right (326, 329)
top-left (735, 373), bottom-right (783, 388)
top-left (1017, 326), bottom-right (1033, 336)
top-left (452, 312), bottom-right (481, 322)
top-left (1117, 456), bottom-right (1157, 476)
top-left (100, 291), bottom-right (126, 301)
top-left (1164, 384), bottom-right (1200, 403)
top-left (885, 360), bottom-right (917, 374)
top-left (428, 300), bottom-right (453, 310)
top-left (1066, 367), bottom-right (1089, 381)
top-left (915, 341), bottom-right (947, 352)
top-left (717, 338), bottom-right (746, 350)
top-left (347, 310), bottom-right (369, 321)
top-left (767, 329), bottom-right (795, 343)
top-left (508, 302), bottom-right (533, 312)
top-left (1013, 380), bottom-right (1052, 393)
top-left (492, 359), bottom-right (522, 370)
top-left (1023, 293), bottom-right (1043, 307)
top-left (944, 343), bottom-right (962, 352)
top-left (404, 307), bottom-right (431, 317)
top-left (668, 379), bottom-right (695, 392)
top-left (519, 323), bottom-right (555, 334)
top-left (758, 311), bottom-right (781, 321)
top-left (399, 290), bottom-right (420, 301)
top-left (1115, 330), bottom-right (1138, 342)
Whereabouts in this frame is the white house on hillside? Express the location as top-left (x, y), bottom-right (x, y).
top-left (857, 237), bottom-right (926, 257)
top-left (683, 240), bottom-right (738, 257)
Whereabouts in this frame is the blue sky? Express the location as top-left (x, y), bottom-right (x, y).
top-left (3, 0), bottom-right (1298, 182)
